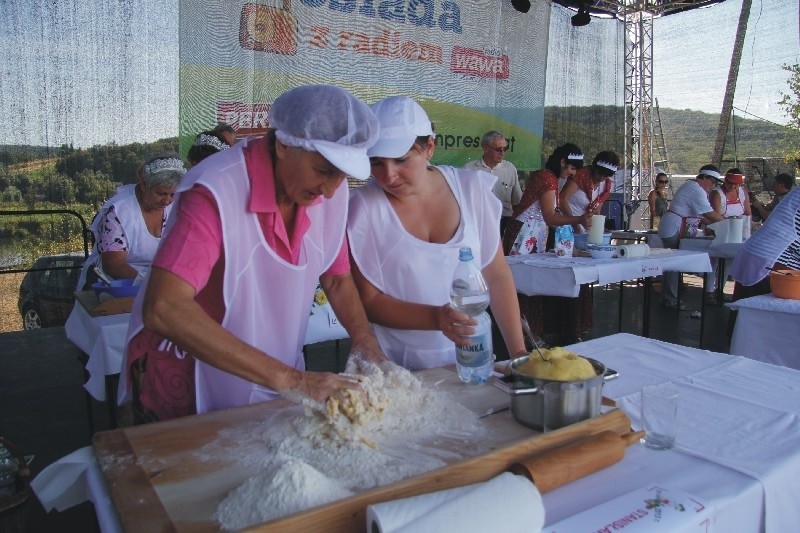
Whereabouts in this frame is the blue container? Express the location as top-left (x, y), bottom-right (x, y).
top-left (92, 278), bottom-right (140, 299)
top-left (575, 232), bottom-right (611, 251)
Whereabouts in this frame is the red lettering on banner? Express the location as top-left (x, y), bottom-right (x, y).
top-left (335, 29), bottom-right (442, 64)
top-left (309, 26), bottom-right (331, 48)
top-left (239, 3), bottom-right (298, 55)
top-left (450, 46), bottom-right (509, 79)
top-left (217, 102), bottom-right (272, 137)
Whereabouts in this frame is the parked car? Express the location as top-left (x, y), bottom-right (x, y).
top-left (18, 253), bottom-right (85, 330)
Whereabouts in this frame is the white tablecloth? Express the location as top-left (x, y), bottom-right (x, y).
top-left (35, 333), bottom-right (800, 532)
top-left (507, 249), bottom-right (711, 297)
top-left (679, 237), bottom-right (742, 260)
top-left (66, 302), bottom-right (349, 401)
top-left (728, 294), bottom-right (800, 370)
top-left (563, 333), bottom-right (800, 533)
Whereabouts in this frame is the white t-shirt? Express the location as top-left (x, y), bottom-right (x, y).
top-left (658, 180), bottom-right (713, 239)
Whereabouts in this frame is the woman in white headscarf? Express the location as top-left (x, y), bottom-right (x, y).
top-left (122, 85), bottom-right (387, 423)
top-left (76, 154), bottom-right (186, 290)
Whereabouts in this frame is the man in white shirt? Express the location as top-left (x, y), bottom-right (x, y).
top-left (465, 130), bottom-right (522, 235)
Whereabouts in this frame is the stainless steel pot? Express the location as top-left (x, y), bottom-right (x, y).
top-left (494, 355), bottom-right (618, 432)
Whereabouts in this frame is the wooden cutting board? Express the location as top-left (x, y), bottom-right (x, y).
top-left (93, 366), bottom-right (631, 532)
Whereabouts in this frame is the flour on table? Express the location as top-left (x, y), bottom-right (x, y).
top-left (215, 458), bottom-right (353, 530)
top-left (213, 362), bottom-right (487, 530)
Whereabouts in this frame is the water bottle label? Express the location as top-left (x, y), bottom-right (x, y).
top-left (456, 330), bottom-right (492, 367)
top-left (452, 278), bottom-right (470, 293)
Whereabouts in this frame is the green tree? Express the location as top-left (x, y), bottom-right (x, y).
top-left (779, 64), bottom-right (800, 161)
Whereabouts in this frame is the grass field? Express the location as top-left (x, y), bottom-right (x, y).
top-left (0, 272), bottom-right (25, 333)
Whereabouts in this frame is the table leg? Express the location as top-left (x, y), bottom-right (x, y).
top-left (618, 281), bottom-right (624, 333)
top-left (700, 272), bottom-right (708, 348)
top-left (642, 277), bottom-right (652, 337)
top-left (105, 375), bottom-right (118, 428)
top-left (716, 258), bottom-right (726, 304)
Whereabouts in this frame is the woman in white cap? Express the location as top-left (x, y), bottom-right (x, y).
top-left (658, 164), bottom-right (726, 309)
top-left (76, 153), bottom-right (186, 290)
top-left (347, 96), bottom-right (526, 370)
top-left (558, 150), bottom-right (620, 235)
top-left (122, 85), bottom-right (387, 423)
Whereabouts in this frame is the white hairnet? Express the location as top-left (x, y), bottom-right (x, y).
top-left (270, 85), bottom-right (379, 180)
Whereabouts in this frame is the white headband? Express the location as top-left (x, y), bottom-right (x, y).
top-left (700, 169), bottom-right (721, 179)
top-left (567, 152), bottom-right (584, 161)
top-left (144, 157), bottom-right (186, 176)
top-left (595, 160), bottom-right (618, 173)
top-left (194, 134), bottom-right (228, 152)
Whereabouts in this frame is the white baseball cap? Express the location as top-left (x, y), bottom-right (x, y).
top-left (270, 85), bottom-right (380, 180)
top-left (367, 96), bottom-right (434, 158)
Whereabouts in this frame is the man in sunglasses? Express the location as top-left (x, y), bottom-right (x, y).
top-left (465, 130), bottom-right (522, 235)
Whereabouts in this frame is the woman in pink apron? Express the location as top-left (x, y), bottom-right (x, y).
top-left (122, 85), bottom-right (388, 423)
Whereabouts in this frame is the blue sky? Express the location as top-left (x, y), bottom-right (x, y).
top-left (0, 0), bottom-right (796, 148)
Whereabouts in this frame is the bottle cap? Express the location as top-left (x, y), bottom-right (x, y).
top-left (459, 247), bottom-right (474, 261)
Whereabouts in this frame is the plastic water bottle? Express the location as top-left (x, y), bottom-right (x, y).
top-left (450, 247), bottom-right (493, 384)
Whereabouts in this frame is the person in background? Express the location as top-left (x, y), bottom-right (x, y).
top-left (710, 168), bottom-right (752, 219)
top-left (559, 151), bottom-right (620, 234)
top-left (731, 185), bottom-right (800, 297)
top-left (657, 164), bottom-right (725, 309)
top-left (503, 143), bottom-right (592, 255)
top-left (187, 130), bottom-right (230, 167)
top-left (706, 168), bottom-right (752, 304)
top-left (465, 130), bottom-right (522, 235)
top-left (348, 96), bottom-right (526, 370)
top-left (751, 172), bottom-right (795, 221)
top-left (211, 122), bottom-right (237, 147)
top-left (122, 85), bottom-right (388, 423)
top-left (76, 154), bottom-right (185, 290)
top-left (502, 143), bottom-right (593, 345)
top-left (648, 172), bottom-right (671, 229)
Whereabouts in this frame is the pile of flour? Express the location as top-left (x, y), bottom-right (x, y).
top-left (214, 364), bottom-right (486, 530)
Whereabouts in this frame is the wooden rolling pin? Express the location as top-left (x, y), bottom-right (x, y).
top-left (508, 430), bottom-right (644, 493)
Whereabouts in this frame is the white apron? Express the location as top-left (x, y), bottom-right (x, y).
top-left (510, 200), bottom-right (548, 255)
top-left (566, 181), bottom-right (608, 233)
top-left (347, 166), bottom-right (500, 370)
top-left (121, 140), bottom-right (347, 412)
top-left (76, 184), bottom-right (169, 290)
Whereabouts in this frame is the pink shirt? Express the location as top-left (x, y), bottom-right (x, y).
top-left (127, 137), bottom-right (350, 421)
top-left (153, 137), bottom-right (350, 313)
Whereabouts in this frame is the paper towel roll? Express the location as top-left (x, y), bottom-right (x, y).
top-left (367, 472), bottom-right (544, 533)
top-left (588, 215), bottom-right (606, 244)
top-left (616, 244), bottom-right (650, 258)
top-left (727, 217), bottom-right (743, 244)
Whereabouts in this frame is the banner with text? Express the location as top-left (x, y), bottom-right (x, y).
top-left (179, 0), bottom-right (550, 169)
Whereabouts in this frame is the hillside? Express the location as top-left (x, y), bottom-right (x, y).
top-left (543, 106), bottom-right (798, 175)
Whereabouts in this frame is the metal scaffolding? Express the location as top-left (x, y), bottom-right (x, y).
top-left (561, 0), bottom-right (726, 228)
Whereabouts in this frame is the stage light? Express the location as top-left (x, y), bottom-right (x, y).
top-left (512, 0), bottom-right (530, 13)
top-left (571, 2), bottom-right (591, 26)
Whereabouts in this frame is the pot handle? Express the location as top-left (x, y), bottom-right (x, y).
top-left (603, 367), bottom-right (619, 382)
top-left (493, 376), bottom-right (540, 396)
